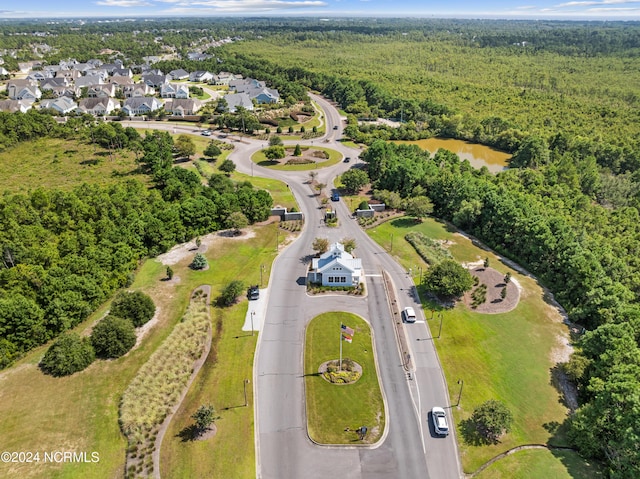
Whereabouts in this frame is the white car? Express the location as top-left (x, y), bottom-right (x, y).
top-left (431, 407), bottom-right (449, 436)
top-left (402, 306), bottom-right (416, 323)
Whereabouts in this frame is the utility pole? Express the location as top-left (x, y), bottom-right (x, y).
top-left (260, 264), bottom-right (265, 287)
top-left (437, 312), bottom-right (443, 339)
top-left (244, 379), bottom-right (250, 407)
top-left (456, 379), bottom-right (464, 407)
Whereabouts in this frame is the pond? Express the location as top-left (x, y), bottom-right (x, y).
top-left (394, 138), bottom-right (510, 173)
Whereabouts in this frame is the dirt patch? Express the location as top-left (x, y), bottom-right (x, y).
top-left (194, 424), bottom-right (217, 441)
top-left (462, 267), bottom-right (521, 314)
top-left (156, 229), bottom-right (256, 266)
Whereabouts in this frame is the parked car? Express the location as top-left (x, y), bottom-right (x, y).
top-left (333, 125), bottom-right (338, 130)
top-left (248, 285), bottom-right (259, 300)
top-left (331, 192), bottom-right (340, 202)
top-left (343, 157), bottom-right (351, 163)
top-left (431, 407), bottom-right (449, 435)
top-left (402, 306), bottom-right (416, 323)
top-left (201, 130), bottom-right (212, 136)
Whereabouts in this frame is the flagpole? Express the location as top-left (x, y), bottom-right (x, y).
top-left (339, 330), bottom-right (342, 372)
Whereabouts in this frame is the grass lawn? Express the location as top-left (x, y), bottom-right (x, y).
top-left (0, 223), bottom-right (280, 479)
top-left (0, 138), bottom-right (147, 194)
top-left (305, 312), bottom-right (385, 444)
top-left (367, 216), bottom-right (584, 474)
top-left (475, 448), bottom-right (604, 479)
top-left (251, 146), bottom-right (342, 171)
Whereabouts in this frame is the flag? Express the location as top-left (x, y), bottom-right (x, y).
top-left (342, 333), bottom-right (352, 343)
top-left (341, 324), bottom-right (354, 336)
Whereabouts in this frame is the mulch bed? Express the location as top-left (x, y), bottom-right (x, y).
top-left (462, 267), bottom-right (520, 314)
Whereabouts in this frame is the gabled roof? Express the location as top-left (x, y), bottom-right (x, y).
top-left (311, 243), bottom-right (362, 274)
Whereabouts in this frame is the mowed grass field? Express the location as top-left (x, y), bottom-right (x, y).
top-left (0, 138), bottom-right (148, 193)
top-left (367, 217), bottom-right (601, 476)
top-left (0, 219), bottom-right (281, 479)
top-left (305, 312), bottom-right (385, 445)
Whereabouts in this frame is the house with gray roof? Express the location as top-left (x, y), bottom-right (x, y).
top-left (169, 69), bottom-right (189, 80)
top-left (307, 243), bottom-right (362, 287)
top-left (189, 70), bottom-right (214, 83)
top-left (230, 77), bottom-right (280, 104)
top-left (77, 97), bottom-right (118, 116)
top-left (0, 100), bottom-right (33, 113)
top-left (122, 97), bottom-right (162, 116)
top-left (142, 73), bottom-right (169, 88)
top-left (160, 83), bottom-right (189, 99)
top-left (39, 96), bottom-right (78, 115)
top-left (164, 99), bottom-right (202, 117)
top-left (124, 84), bottom-right (155, 98)
top-left (223, 93), bottom-right (254, 112)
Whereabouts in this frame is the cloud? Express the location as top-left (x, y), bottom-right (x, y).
top-left (95, 0), bottom-right (153, 6)
top-left (555, 0), bottom-right (639, 7)
top-left (155, 0), bottom-right (327, 12)
top-left (588, 6), bottom-right (640, 10)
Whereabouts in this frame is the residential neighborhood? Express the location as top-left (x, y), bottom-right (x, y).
top-left (0, 57), bottom-right (278, 117)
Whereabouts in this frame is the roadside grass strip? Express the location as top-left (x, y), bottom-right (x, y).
top-left (368, 217), bottom-right (582, 474)
top-left (119, 292), bottom-right (210, 478)
top-left (305, 312), bottom-right (385, 445)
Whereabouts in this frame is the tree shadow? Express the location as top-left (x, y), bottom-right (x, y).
top-left (177, 424), bottom-right (200, 442)
top-left (459, 418), bottom-right (497, 446)
top-left (80, 158), bottom-right (101, 166)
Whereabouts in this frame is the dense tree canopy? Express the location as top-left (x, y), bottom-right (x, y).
top-left (40, 332), bottom-right (95, 377)
top-left (91, 315), bottom-right (136, 359)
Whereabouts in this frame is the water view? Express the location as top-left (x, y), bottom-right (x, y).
top-left (394, 138), bottom-right (511, 173)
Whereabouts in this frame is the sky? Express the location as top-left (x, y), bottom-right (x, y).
top-left (2, 0), bottom-right (640, 19)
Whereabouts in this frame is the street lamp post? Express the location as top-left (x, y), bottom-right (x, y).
top-left (456, 379), bottom-right (464, 407)
top-left (437, 312), bottom-right (443, 339)
top-left (260, 264), bottom-right (265, 287)
top-left (244, 379), bottom-right (250, 407)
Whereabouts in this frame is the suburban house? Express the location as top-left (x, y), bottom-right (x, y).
top-left (189, 70), bottom-right (214, 83)
top-left (77, 97), bottom-right (118, 116)
top-left (39, 96), bottom-right (78, 115)
top-left (0, 99), bottom-right (33, 113)
top-left (7, 79), bottom-right (38, 99)
top-left (122, 97), bottom-right (163, 116)
top-left (307, 243), bottom-right (363, 287)
top-left (109, 75), bottom-right (134, 87)
top-left (214, 71), bottom-right (239, 85)
top-left (11, 85), bottom-right (42, 101)
top-left (39, 78), bottom-right (70, 90)
top-left (160, 83), bottom-right (189, 99)
top-left (169, 69), bottom-right (190, 80)
top-left (113, 68), bottom-right (133, 78)
top-left (142, 73), bottom-right (169, 88)
top-left (123, 84), bottom-right (155, 98)
top-left (74, 76), bottom-right (102, 88)
top-left (55, 70), bottom-right (82, 81)
top-left (87, 84), bottom-right (116, 98)
top-left (27, 71), bottom-right (53, 81)
top-left (47, 86), bottom-right (80, 98)
top-left (223, 93), bottom-right (254, 112)
top-left (187, 52), bottom-right (211, 61)
top-left (229, 78), bottom-right (280, 104)
top-left (164, 98), bottom-right (202, 116)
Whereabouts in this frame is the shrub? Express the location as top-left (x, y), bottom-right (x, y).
top-left (424, 259), bottom-right (474, 298)
top-left (40, 332), bottom-right (95, 377)
top-left (190, 253), bottom-right (208, 270)
top-left (217, 280), bottom-right (244, 307)
top-left (471, 400), bottom-right (513, 444)
top-left (111, 290), bottom-right (156, 327)
top-left (91, 315), bottom-right (137, 359)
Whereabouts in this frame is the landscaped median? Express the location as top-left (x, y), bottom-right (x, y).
top-left (304, 312), bottom-right (385, 445)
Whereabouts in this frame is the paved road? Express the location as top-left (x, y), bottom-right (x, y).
top-left (124, 95), bottom-right (462, 478)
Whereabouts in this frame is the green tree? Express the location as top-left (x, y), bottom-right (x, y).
top-left (191, 404), bottom-right (219, 434)
top-left (504, 272), bottom-right (511, 284)
top-left (471, 400), bottom-right (513, 444)
top-left (269, 135), bottom-right (283, 146)
top-left (341, 237), bottom-right (356, 253)
top-left (190, 253), bottom-right (208, 270)
top-left (166, 266), bottom-right (174, 280)
top-left (264, 145), bottom-right (286, 160)
top-left (91, 315), bottom-right (136, 359)
top-left (341, 169), bottom-right (369, 193)
top-left (424, 259), bottom-right (474, 298)
top-left (484, 257), bottom-right (490, 269)
top-left (204, 141), bottom-right (222, 159)
top-left (405, 196), bottom-right (434, 221)
top-left (40, 332), bottom-right (95, 377)
top-left (293, 144), bottom-right (302, 156)
top-left (174, 134), bottom-right (196, 159)
top-left (227, 211), bottom-right (249, 234)
top-left (509, 136), bottom-right (550, 169)
top-left (219, 159), bottom-right (236, 174)
top-left (110, 290), bottom-right (156, 328)
top-left (217, 280), bottom-right (244, 307)
top-left (312, 237), bottom-right (329, 254)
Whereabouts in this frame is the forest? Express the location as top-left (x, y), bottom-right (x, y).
top-left (0, 112), bottom-right (273, 369)
top-left (1, 18), bottom-right (639, 477)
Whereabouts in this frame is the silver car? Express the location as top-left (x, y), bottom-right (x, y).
top-left (431, 407), bottom-right (449, 436)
